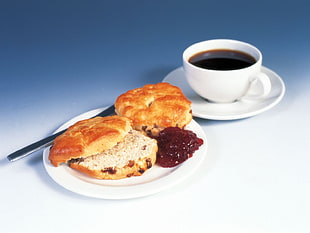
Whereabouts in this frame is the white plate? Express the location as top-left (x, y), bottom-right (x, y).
top-left (163, 66), bottom-right (285, 120)
top-left (43, 107), bottom-right (208, 199)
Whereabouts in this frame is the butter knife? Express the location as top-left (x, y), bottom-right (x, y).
top-left (7, 105), bottom-right (115, 162)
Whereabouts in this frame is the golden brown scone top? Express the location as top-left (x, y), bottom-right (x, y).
top-left (114, 82), bottom-right (192, 133)
top-left (48, 116), bottom-right (132, 167)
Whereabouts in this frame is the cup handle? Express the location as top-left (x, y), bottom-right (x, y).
top-left (241, 72), bottom-right (272, 101)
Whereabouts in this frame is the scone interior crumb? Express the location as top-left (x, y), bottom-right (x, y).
top-left (73, 130), bottom-right (156, 169)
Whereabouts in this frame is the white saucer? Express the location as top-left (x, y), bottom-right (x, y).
top-left (163, 66), bottom-right (285, 120)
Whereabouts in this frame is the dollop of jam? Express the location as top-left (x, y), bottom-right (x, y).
top-left (152, 127), bottom-right (204, 168)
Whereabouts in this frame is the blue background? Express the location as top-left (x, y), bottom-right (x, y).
top-left (0, 0), bottom-right (310, 153)
top-left (1, 0), bottom-right (309, 154)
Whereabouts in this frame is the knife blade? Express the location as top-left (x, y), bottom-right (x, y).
top-left (7, 105), bottom-right (115, 162)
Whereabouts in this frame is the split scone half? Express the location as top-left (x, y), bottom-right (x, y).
top-left (48, 116), bottom-right (158, 180)
top-left (115, 82), bottom-right (192, 135)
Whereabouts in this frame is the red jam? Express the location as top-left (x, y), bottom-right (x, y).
top-left (153, 127), bottom-right (204, 168)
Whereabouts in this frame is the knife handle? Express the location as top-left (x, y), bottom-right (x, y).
top-left (7, 105), bottom-right (116, 162)
top-left (7, 130), bottom-right (65, 162)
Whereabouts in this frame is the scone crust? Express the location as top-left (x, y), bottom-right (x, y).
top-left (48, 116), bottom-right (132, 167)
top-left (115, 82), bottom-right (192, 133)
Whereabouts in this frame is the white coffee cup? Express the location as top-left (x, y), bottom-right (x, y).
top-left (183, 39), bottom-right (271, 103)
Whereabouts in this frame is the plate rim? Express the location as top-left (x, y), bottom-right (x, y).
top-left (43, 107), bottom-right (208, 199)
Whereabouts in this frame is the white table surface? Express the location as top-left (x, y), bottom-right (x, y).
top-left (1, 1), bottom-right (310, 233)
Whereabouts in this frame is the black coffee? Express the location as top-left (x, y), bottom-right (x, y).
top-left (189, 49), bottom-right (256, 70)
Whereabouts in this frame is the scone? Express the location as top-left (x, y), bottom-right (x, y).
top-left (48, 116), bottom-right (157, 180)
top-left (114, 82), bottom-right (192, 135)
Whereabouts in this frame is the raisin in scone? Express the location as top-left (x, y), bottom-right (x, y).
top-left (114, 82), bottom-right (192, 135)
top-left (48, 116), bottom-right (157, 180)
